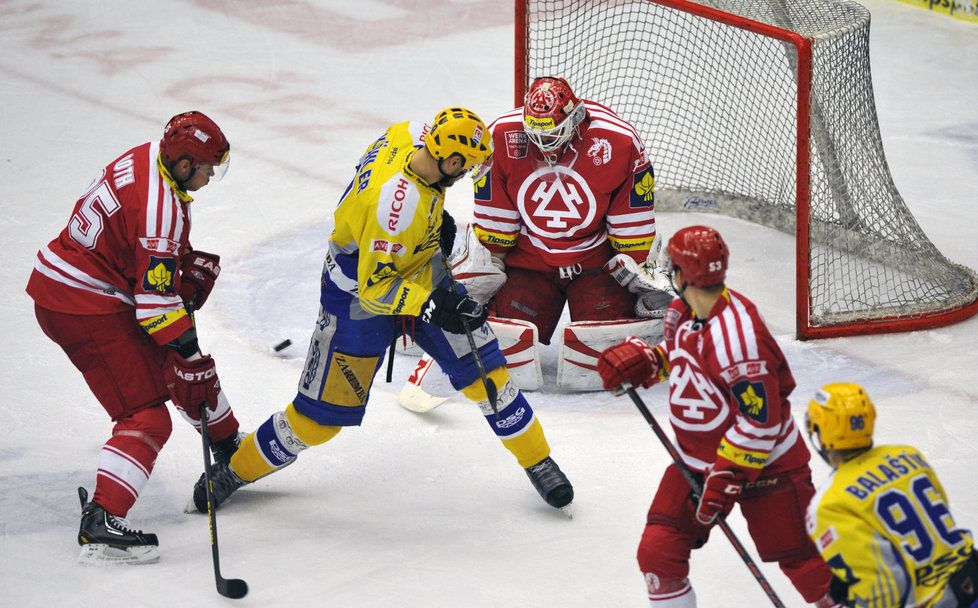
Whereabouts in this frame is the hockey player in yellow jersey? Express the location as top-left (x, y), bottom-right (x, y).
top-left (191, 107), bottom-right (574, 514)
top-left (805, 383), bottom-right (977, 607)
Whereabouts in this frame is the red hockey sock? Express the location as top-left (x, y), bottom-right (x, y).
top-left (92, 406), bottom-right (171, 516)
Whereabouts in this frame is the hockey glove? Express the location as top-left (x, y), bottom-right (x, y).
top-left (420, 287), bottom-right (488, 334)
top-left (178, 250), bottom-right (221, 310)
top-left (164, 352), bottom-right (221, 419)
top-left (440, 210), bottom-right (457, 257)
top-left (604, 253), bottom-right (673, 318)
top-left (597, 336), bottom-right (663, 394)
top-left (695, 466), bottom-right (745, 525)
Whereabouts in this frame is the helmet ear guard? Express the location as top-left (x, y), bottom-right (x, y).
top-left (805, 382), bottom-right (876, 463)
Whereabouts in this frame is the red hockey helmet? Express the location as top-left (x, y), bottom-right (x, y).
top-left (523, 76), bottom-right (586, 153)
top-left (160, 111), bottom-right (230, 180)
top-left (666, 225), bottom-right (729, 287)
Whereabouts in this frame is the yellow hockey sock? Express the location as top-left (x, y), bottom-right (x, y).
top-left (230, 403), bottom-right (341, 482)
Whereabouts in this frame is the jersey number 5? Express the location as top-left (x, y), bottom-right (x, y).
top-left (69, 181), bottom-right (121, 249)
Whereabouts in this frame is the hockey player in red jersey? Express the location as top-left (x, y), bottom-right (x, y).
top-left (398, 77), bottom-right (670, 408)
top-left (26, 111), bottom-right (243, 564)
top-left (597, 226), bottom-right (841, 607)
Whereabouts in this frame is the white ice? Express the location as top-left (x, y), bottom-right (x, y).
top-left (1, 1), bottom-right (976, 607)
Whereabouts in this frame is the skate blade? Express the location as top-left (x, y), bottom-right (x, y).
top-left (184, 498), bottom-right (204, 514)
top-left (78, 543), bottom-right (160, 565)
top-left (558, 505), bottom-right (573, 519)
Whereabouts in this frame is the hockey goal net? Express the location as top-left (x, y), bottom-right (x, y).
top-left (515, 0), bottom-right (978, 339)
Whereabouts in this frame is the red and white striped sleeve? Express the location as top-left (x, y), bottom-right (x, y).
top-left (587, 102), bottom-right (657, 263)
top-left (133, 143), bottom-right (192, 345)
top-left (710, 292), bottom-right (799, 479)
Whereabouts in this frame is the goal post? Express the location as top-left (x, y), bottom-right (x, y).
top-left (515, 0), bottom-right (978, 339)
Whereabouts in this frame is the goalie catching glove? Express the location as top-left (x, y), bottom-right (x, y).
top-left (420, 287), bottom-right (488, 334)
top-left (604, 234), bottom-right (673, 318)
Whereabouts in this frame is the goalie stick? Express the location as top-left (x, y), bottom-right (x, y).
top-left (199, 403), bottom-right (249, 599)
top-left (442, 256), bottom-right (499, 420)
top-left (625, 387), bottom-right (786, 608)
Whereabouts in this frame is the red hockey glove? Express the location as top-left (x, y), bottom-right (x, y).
top-left (178, 250), bottom-right (221, 310)
top-left (164, 352), bottom-right (221, 419)
top-left (597, 336), bottom-right (662, 394)
top-left (695, 466), bottom-right (745, 525)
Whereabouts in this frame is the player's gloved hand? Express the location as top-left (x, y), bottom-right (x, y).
top-left (597, 336), bottom-right (662, 394)
top-left (695, 465), bottom-right (745, 525)
top-left (164, 352), bottom-right (221, 419)
top-left (440, 210), bottom-right (457, 256)
top-left (178, 250), bottom-right (221, 310)
top-left (420, 287), bottom-right (488, 334)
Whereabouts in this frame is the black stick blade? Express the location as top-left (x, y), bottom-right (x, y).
top-left (218, 578), bottom-right (248, 599)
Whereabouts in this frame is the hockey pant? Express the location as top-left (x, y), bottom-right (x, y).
top-left (33, 305), bottom-right (240, 516)
top-left (637, 463), bottom-right (834, 604)
top-left (230, 304), bottom-right (553, 482)
top-left (492, 265), bottom-right (635, 344)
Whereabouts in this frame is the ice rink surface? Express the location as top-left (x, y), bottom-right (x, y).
top-left (1, 1), bottom-right (976, 606)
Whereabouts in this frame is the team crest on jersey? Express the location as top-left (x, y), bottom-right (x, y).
top-left (143, 257), bottom-right (176, 293)
top-left (732, 380), bottom-right (768, 423)
top-left (365, 261), bottom-right (398, 288)
top-left (506, 131), bottom-right (529, 159)
top-left (473, 172), bottom-right (491, 201)
top-left (517, 165), bottom-right (597, 238)
top-left (587, 138), bottom-right (612, 165)
top-left (630, 167), bottom-right (656, 209)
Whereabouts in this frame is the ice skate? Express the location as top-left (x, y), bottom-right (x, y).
top-left (191, 461), bottom-right (248, 514)
top-left (525, 456), bottom-right (574, 514)
top-left (76, 487), bottom-right (159, 565)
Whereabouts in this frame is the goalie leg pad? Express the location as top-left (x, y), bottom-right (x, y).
top-left (413, 315), bottom-right (506, 392)
top-left (398, 354), bottom-right (454, 413)
top-left (558, 318), bottom-right (663, 391)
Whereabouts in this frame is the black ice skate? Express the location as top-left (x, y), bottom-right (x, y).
top-left (192, 461), bottom-right (247, 513)
top-left (210, 431), bottom-right (244, 466)
top-left (525, 456), bottom-right (574, 511)
top-left (76, 487), bottom-right (159, 565)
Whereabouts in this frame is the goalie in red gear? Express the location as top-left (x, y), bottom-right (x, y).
top-left (473, 76), bottom-right (671, 343)
top-left (597, 226), bottom-right (842, 607)
top-left (26, 111), bottom-right (243, 564)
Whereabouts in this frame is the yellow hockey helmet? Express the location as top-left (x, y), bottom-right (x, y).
top-left (425, 107), bottom-right (493, 180)
top-left (805, 382), bottom-right (876, 462)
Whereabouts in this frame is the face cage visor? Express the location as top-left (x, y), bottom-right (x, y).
top-left (524, 103), bottom-right (585, 153)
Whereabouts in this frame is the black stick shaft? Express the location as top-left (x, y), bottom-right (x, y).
top-left (385, 338), bottom-right (396, 383)
top-left (441, 257), bottom-right (499, 420)
top-left (199, 404), bottom-right (248, 599)
top-left (625, 388), bottom-right (786, 608)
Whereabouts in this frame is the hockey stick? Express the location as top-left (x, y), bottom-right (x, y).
top-left (625, 387), bottom-right (786, 608)
top-left (441, 256), bottom-right (500, 420)
top-left (199, 403), bottom-right (249, 599)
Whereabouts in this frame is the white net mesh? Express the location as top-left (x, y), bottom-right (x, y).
top-left (522, 0), bottom-right (978, 333)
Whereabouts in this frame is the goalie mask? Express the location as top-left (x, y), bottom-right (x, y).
top-left (523, 76), bottom-right (586, 153)
top-left (161, 111), bottom-right (230, 182)
top-left (425, 107), bottom-right (494, 181)
top-left (805, 382), bottom-right (876, 464)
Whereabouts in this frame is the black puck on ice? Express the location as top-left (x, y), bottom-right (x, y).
top-left (273, 339), bottom-right (292, 352)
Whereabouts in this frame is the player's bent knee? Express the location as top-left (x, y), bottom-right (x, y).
top-left (643, 573), bottom-right (696, 607)
top-left (637, 524), bottom-right (694, 580)
top-left (284, 403), bottom-right (342, 446)
top-left (115, 405), bottom-right (173, 450)
top-left (460, 366), bottom-right (510, 403)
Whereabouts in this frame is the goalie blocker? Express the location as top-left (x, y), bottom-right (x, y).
top-left (398, 316), bottom-right (662, 412)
